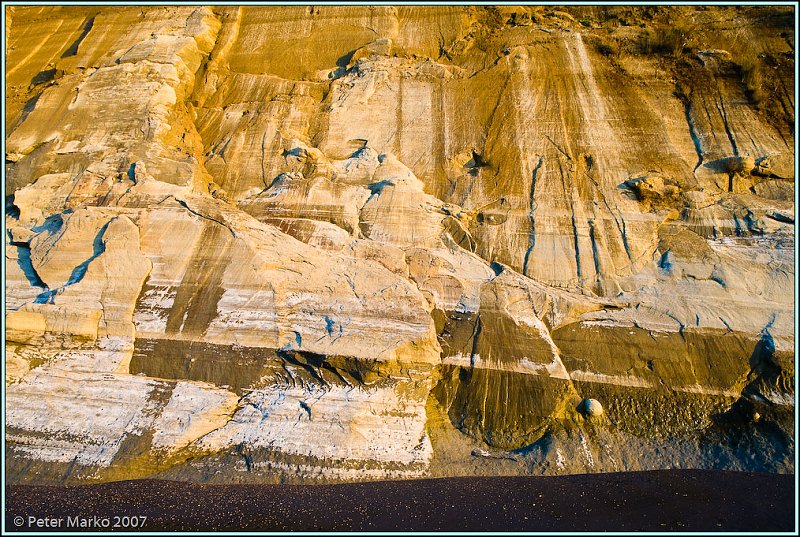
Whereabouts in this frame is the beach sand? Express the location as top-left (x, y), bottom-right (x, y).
top-left (5, 470), bottom-right (795, 532)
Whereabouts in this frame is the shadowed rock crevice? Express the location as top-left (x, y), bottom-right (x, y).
top-left (61, 15), bottom-right (95, 58)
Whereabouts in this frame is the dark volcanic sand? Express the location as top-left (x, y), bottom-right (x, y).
top-left (5, 470), bottom-right (795, 532)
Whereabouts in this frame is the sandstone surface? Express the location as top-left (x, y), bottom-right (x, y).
top-left (4, 5), bottom-right (795, 483)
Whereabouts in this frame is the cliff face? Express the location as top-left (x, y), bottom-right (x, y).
top-left (4, 5), bottom-right (795, 483)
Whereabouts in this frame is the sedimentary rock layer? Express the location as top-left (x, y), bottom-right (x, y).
top-left (4, 5), bottom-right (795, 483)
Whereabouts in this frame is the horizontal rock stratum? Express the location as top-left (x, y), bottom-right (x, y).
top-left (4, 5), bottom-right (795, 483)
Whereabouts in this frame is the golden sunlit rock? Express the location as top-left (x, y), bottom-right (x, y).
top-left (4, 5), bottom-right (794, 483)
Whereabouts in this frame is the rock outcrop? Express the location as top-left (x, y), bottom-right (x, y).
top-left (4, 5), bottom-right (795, 483)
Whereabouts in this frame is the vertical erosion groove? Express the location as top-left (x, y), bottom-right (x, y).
top-left (522, 155), bottom-right (544, 276)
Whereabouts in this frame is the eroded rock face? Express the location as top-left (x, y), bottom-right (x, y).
top-left (4, 5), bottom-right (795, 483)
